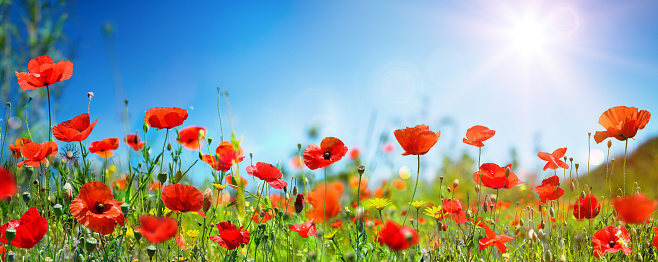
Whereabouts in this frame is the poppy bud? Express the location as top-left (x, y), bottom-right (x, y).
top-left (292, 186), bottom-right (298, 197)
top-left (53, 204), bottom-right (63, 217)
top-left (357, 165), bottom-right (365, 176)
top-left (85, 237), bottom-right (97, 253)
top-left (87, 92), bottom-right (94, 99)
top-left (285, 193), bottom-right (290, 201)
top-left (143, 122), bottom-right (149, 133)
top-left (452, 179), bottom-right (459, 189)
top-left (134, 231), bottom-right (142, 241)
top-left (166, 143), bottom-right (172, 151)
top-left (158, 171), bottom-right (168, 184)
top-left (474, 185), bottom-right (480, 193)
top-left (121, 203), bottom-right (130, 218)
top-left (538, 229), bottom-right (545, 240)
top-left (124, 99), bottom-right (128, 106)
top-left (550, 207), bottom-right (555, 218)
top-left (540, 220), bottom-right (545, 229)
top-left (22, 192), bottom-right (31, 203)
top-left (514, 226), bottom-right (521, 236)
top-left (570, 182), bottom-right (575, 192)
top-left (439, 176), bottom-right (444, 182)
top-left (574, 163), bottom-right (579, 169)
top-left (203, 188), bottom-right (212, 213)
top-left (581, 191), bottom-right (586, 199)
top-left (528, 229), bottom-right (537, 242)
top-left (563, 156), bottom-right (567, 162)
top-left (544, 250), bottom-right (553, 262)
top-left (207, 137), bottom-right (212, 145)
top-left (446, 187), bottom-right (451, 193)
top-left (5, 228), bottom-right (16, 242)
top-left (294, 193), bottom-right (305, 214)
top-left (63, 182), bottom-right (73, 204)
top-left (465, 210), bottom-right (472, 220)
top-left (147, 245), bottom-right (156, 259)
top-left (198, 151), bottom-right (203, 160)
top-left (519, 218), bottom-right (525, 227)
top-left (297, 143), bottom-right (302, 151)
top-left (607, 140), bottom-right (612, 148)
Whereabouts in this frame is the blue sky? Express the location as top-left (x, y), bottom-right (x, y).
top-left (51, 0), bottom-right (658, 184)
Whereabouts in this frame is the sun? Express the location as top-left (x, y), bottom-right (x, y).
top-left (509, 19), bottom-right (548, 55)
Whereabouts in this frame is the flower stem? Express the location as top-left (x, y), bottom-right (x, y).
top-left (401, 155), bottom-right (420, 227)
top-left (623, 139), bottom-right (628, 196)
top-left (47, 85), bottom-right (52, 141)
top-left (355, 170), bottom-right (362, 260)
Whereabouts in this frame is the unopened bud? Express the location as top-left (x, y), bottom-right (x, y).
top-left (549, 207), bottom-right (555, 218)
top-left (357, 165), bottom-right (365, 176)
top-left (166, 143), bottom-right (172, 151)
top-left (452, 179), bottom-right (459, 189)
top-left (581, 191), bottom-right (587, 199)
top-left (292, 186), bottom-right (298, 197)
top-left (575, 163), bottom-right (579, 169)
top-left (439, 176), bottom-right (444, 182)
top-left (505, 167), bottom-right (511, 177)
top-left (207, 137), bottom-right (213, 145)
top-left (203, 188), bottom-right (212, 213)
top-left (607, 140), bottom-right (612, 148)
top-left (87, 92), bottom-right (94, 98)
top-left (143, 122), bottom-right (149, 133)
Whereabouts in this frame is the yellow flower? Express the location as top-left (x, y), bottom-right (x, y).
top-left (186, 229), bottom-right (200, 239)
top-left (368, 198), bottom-right (392, 211)
top-left (411, 200), bottom-right (427, 209)
top-left (213, 183), bottom-right (228, 191)
top-left (424, 205), bottom-right (443, 220)
top-left (324, 230), bottom-right (339, 240)
top-left (126, 227), bottom-right (135, 239)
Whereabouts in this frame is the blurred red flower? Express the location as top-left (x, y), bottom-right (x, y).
top-left (124, 133), bottom-right (145, 151)
top-left (161, 184), bottom-right (204, 215)
top-left (478, 223), bottom-right (513, 254)
top-left (378, 221), bottom-right (419, 251)
top-left (573, 194), bottom-right (601, 220)
top-left (473, 163), bottom-right (523, 189)
top-left (0, 207), bottom-right (48, 249)
top-left (462, 125), bottom-right (495, 147)
top-left (144, 107), bottom-right (188, 130)
top-left (534, 175), bottom-right (564, 203)
top-left (537, 148), bottom-right (569, 170)
top-left (331, 220), bottom-right (343, 229)
top-left (53, 113), bottom-right (98, 142)
top-left (202, 141), bottom-right (244, 172)
top-left (592, 226), bottom-right (631, 258)
top-left (225, 175), bottom-right (248, 189)
top-left (69, 182), bottom-right (125, 235)
top-left (177, 126), bottom-right (206, 150)
top-left (0, 167), bottom-right (17, 201)
top-left (15, 55), bottom-right (72, 90)
top-left (290, 219), bottom-right (317, 238)
top-left (612, 194), bottom-right (657, 224)
top-left (252, 207), bottom-right (275, 224)
top-left (134, 215), bottom-right (178, 244)
top-left (394, 124), bottom-right (440, 156)
top-left (652, 227), bottom-right (658, 250)
top-left (303, 137), bottom-right (348, 170)
top-left (349, 148), bottom-right (360, 160)
top-left (17, 141), bottom-right (58, 168)
top-left (307, 182), bottom-right (344, 223)
top-left (442, 199), bottom-right (463, 214)
top-left (89, 138), bottom-right (119, 158)
top-left (594, 106), bottom-right (651, 143)
top-left (209, 222), bottom-right (250, 250)
top-left (9, 138), bottom-right (31, 158)
top-left (246, 162), bottom-right (287, 189)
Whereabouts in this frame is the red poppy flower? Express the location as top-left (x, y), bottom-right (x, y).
top-left (0, 168), bottom-right (17, 201)
top-left (52, 113), bottom-right (98, 142)
top-left (537, 148), bottom-right (569, 170)
top-left (331, 220), bottom-right (343, 229)
top-left (473, 163), bottom-right (523, 189)
top-left (478, 223), bottom-right (513, 254)
top-left (111, 176), bottom-right (129, 191)
top-left (394, 124), bottom-right (441, 156)
top-left (252, 207), bottom-right (275, 223)
top-left (177, 126), bottom-right (206, 150)
top-left (295, 193), bottom-right (305, 214)
top-left (573, 194), bottom-right (601, 220)
top-left (202, 141), bottom-right (245, 172)
top-left (0, 207), bottom-right (48, 249)
top-left (15, 55), bottom-right (73, 90)
top-left (290, 219), bottom-right (317, 238)
top-left (534, 175), bottom-right (564, 203)
top-left (442, 199), bottom-right (463, 214)
top-left (377, 221), bottom-right (419, 251)
top-left (69, 182), bottom-right (125, 235)
top-left (652, 227), bottom-right (658, 250)
top-left (161, 184), bottom-right (204, 216)
top-left (134, 215), bottom-right (178, 244)
top-left (144, 107), bottom-right (188, 130)
top-left (246, 162), bottom-right (288, 189)
top-left (462, 125), bottom-right (495, 147)
top-left (9, 138), bottom-right (31, 158)
top-left (88, 138), bottom-right (120, 158)
top-left (594, 106), bottom-right (651, 143)
top-left (592, 226), bottom-right (631, 258)
top-left (307, 182), bottom-right (344, 223)
top-left (124, 133), bottom-right (145, 151)
top-left (17, 141), bottom-right (58, 168)
top-left (209, 222), bottom-right (250, 250)
top-left (612, 194), bottom-right (657, 224)
top-left (303, 137), bottom-right (348, 170)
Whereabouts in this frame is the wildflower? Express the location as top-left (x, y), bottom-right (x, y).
top-left (69, 182), bottom-right (125, 235)
top-left (295, 193), bottom-right (305, 214)
top-left (462, 125), bottom-right (495, 147)
top-left (246, 162), bottom-right (288, 189)
top-left (393, 124), bottom-right (440, 156)
top-left (378, 221), bottom-right (419, 251)
top-left (303, 137), bottom-right (348, 170)
top-left (0, 207), bottom-right (48, 248)
top-left (177, 126), bottom-right (206, 150)
top-left (411, 200), bottom-right (427, 209)
top-left (209, 222), bottom-right (250, 250)
top-left (324, 229), bottom-right (338, 240)
top-left (52, 113), bottom-right (98, 142)
top-left (368, 198), bottom-right (393, 211)
top-left (124, 133), bottom-right (145, 151)
top-left (112, 175), bottom-right (129, 191)
top-left (0, 167), bottom-right (17, 200)
top-left (537, 148), bottom-right (569, 170)
top-left (17, 141), bottom-right (58, 168)
top-left (88, 138), bottom-right (120, 158)
top-left (478, 223), bottom-right (513, 254)
top-left (60, 144), bottom-right (79, 163)
top-left (212, 183), bottom-right (228, 192)
top-left (201, 141), bottom-right (244, 172)
top-left (9, 138), bottom-right (31, 158)
top-left (161, 184), bottom-right (204, 216)
top-left (424, 206), bottom-right (444, 220)
top-left (251, 207), bottom-right (275, 223)
top-left (144, 107), bottom-right (188, 130)
top-left (290, 219), bottom-right (317, 238)
top-left (612, 194), bottom-right (657, 224)
top-left (573, 194), bottom-right (601, 220)
top-left (134, 215), bottom-right (178, 244)
top-left (593, 106), bottom-right (651, 143)
top-left (592, 226), bottom-right (631, 258)
top-left (442, 199), bottom-right (463, 214)
top-left (534, 175), bottom-right (565, 203)
top-left (307, 182), bottom-right (344, 222)
top-left (473, 163), bottom-right (523, 189)
top-left (331, 220), bottom-right (343, 229)
top-left (651, 228), bottom-right (658, 250)
top-left (15, 55), bottom-right (72, 90)
top-left (349, 147), bottom-right (360, 160)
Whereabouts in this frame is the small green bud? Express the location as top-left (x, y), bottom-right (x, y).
top-left (53, 204), bottom-right (63, 217)
top-left (143, 122), bottom-right (149, 133)
top-left (5, 228), bottom-right (16, 242)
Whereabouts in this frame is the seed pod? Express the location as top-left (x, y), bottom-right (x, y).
top-left (85, 238), bottom-right (97, 253)
top-left (357, 165), bottom-right (365, 176)
top-left (147, 245), bottom-right (156, 258)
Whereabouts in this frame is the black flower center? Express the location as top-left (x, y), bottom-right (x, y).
top-left (323, 151), bottom-right (331, 160)
top-left (94, 201), bottom-right (108, 214)
top-left (608, 240), bottom-right (615, 248)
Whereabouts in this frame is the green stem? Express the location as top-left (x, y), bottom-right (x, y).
top-left (46, 85), bottom-right (52, 141)
top-left (401, 155), bottom-right (420, 226)
top-left (623, 139), bottom-right (628, 196)
top-left (355, 172), bottom-right (362, 261)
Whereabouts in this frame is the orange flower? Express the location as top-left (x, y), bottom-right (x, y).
top-left (392, 179), bottom-right (406, 190)
top-left (9, 138), bottom-right (31, 158)
top-left (177, 126), bottom-right (206, 150)
top-left (124, 133), bottom-right (145, 151)
top-left (134, 215), bottom-right (178, 244)
top-left (89, 138), bottom-right (119, 158)
top-left (307, 182), bottom-right (344, 223)
top-left (17, 141), bottom-right (58, 168)
top-left (612, 194), bottom-right (657, 224)
top-left (534, 175), bottom-right (564, 203)
top-left (594, 106), bottom-right (651, 143)
top-left (52, 113), bottom-right (98, 142)
top-left (303, 137), bottom-right (348, 170)
top-left (537, 148), bottom-right (569, 170)
top-left (144, 107), bottom-right (188, 130)
top-left (202, 141), bottom-right (245, 172)
top-left (161, 184), bottom-right (204, 215)
top-left (462, 125), bottom-right (495, 147)
top-left (394, 124), bottom-right (440, 156)
top-left (15, 55), bottom-right (72, 90)
top-left (69, 182), bottom-right (125, 235)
